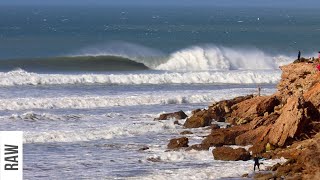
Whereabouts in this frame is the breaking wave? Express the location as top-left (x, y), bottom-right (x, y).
top-left (0, 88), bottom-right (277, 111)
top-left (156, 46), bottom-right (292, 71)
top-left (0, 69), bottom-right (281, 86)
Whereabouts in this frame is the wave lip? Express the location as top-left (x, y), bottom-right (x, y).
top-left (0, 69), bottom-right (281, 87)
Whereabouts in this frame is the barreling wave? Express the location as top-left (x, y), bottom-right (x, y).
top-left (0, 69), bottom-right (281, 86)
top-left (0, 55), bottom-right (149, 72)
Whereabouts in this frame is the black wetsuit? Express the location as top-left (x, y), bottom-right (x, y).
top-left (254, 157), bottom-right (260, 171)
top-left (298, 51), bottom-right (301, 60)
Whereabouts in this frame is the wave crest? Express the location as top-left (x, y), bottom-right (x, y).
top-left (156, 46), bottom-right (291, 71)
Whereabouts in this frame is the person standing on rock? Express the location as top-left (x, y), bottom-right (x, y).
top-left (318, 51), bottom-right (320, 60)
top-left (298, 50), bottom-right (301, 61)
top-left (253, 155), bottom-right (260, 171)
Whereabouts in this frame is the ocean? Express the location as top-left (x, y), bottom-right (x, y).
top-left (0, 5), bottom-right (318, 179)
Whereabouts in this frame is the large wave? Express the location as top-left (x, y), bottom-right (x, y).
top-left (156, 46), bottom-right (292, 71)
top-left (74, 44), bottom-right (293, 71)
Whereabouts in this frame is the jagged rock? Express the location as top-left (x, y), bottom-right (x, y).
top-left (304, 82), bottom-right (320, 110)
top-left (277, 62), bottom-right (319, 102)
top-left (183, 110), bottom-right (212, 128)
top-left (228, 95), bottom-right (280, 125)
top-left (167, 137), bottom-right (189, 149)
top-left (249, 113), bottom-right (280, 129)
top-left (269, 96), bottom-right (312, 147)
top-left (235, 125), bottom-right (269, 146)
top-left (201, 125), bottom-right (250, 149)
top-left (212, 147), bottom-right (251, 161)
top-left (208, 95), bottom-right (254, 122)
top-left (154, 110), bottom-right (188, 120)
top-left (180, 130), bottom-right (193, 135)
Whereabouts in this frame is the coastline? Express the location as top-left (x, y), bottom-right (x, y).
top-left (158, 58), bottom-right (320, 179)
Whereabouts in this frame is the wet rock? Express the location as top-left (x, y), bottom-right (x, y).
top-left (253, 173), bottom-right (274, 180)
top-left (241, 173), bottom-right (249, 178)
top-left (167, 137), bottom-right (189, 149)
top-left (186, 144), bottom-right (208, 151)
top-left (183, 110), bottom-right (212, 128)
top-left (154, 110), bottom-right (188, 120)
top-left (180, 130), bottom-right (193, 135)
top-left (138, 146), bottom-right (149, 151)
top-left (212, 146), bottom-right (251, 161)
top-left (147, 157), bottom-right (161, 162)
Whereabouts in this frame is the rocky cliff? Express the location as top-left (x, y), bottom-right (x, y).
top-left (165, 59), bottom-right (320, 179)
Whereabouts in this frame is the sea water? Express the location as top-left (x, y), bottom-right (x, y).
top-left (0, 4), bottom-right (318, 179)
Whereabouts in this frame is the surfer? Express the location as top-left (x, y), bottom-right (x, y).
top-left (298, 50), bottom-right (301, 61)
top-left (253, 154), bottom-right (260, 171)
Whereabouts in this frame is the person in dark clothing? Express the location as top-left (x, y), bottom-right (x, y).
top-left (298, 51), bottom-right (301, 61)
top-left (253, 155), bottom-right (260, 171)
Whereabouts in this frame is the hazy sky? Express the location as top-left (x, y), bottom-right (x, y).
top-left (1, 0), bottom-right (319, 7)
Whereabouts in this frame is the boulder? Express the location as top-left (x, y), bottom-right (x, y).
top-left (201, 125), bottom-right (250, 149)
top-left (212, 146), bottom-right (251, 161)
top-left (183, 110), bottom-right (212, 128)
top-left (167, 137), bottom-right (189, 149)
top-left (180, 130), bottom-right (193, 135)
top-left (154, 110), bottom-right (188, 120)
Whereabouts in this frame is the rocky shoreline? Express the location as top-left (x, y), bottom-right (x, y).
top-left (156, 59), bottom-right (320, 179)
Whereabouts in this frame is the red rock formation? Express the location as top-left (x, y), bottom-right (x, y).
top-left (183, 110), bottom-right (211, 128)
top-left (201, 124), bottom-right (250, 149)
top-left (212, 147), bottom-right (251, 161)
top-left (269, 96), bottom-right (311, 147)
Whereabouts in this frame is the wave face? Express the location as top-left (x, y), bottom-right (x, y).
top-left (0, 56), bottom-right (149, 72)
top-left (156, 46), bottom-right (292, 71)
top-left (0, 69), bottom-right (281, 86)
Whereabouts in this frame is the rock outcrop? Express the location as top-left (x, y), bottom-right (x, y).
top-left (183, 110), bottom-right (211, 128)
top-left (164, 61), bottom-right (320, 179)
top-left (155, 110), bottom-right (188, 120)
top-left (167, 137), bottom-right (189, 149)
top-left (212, 147), bottom-right (251, 161)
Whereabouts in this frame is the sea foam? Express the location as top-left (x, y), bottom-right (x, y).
top-left (0, 69), bottom-right (281, 86)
